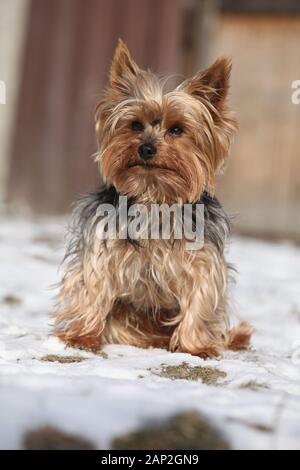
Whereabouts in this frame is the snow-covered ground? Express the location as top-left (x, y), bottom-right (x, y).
top-left (0, 217), bottom-right (300, 450)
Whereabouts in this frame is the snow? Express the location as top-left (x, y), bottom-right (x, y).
top-left (0, 217), bottom-right (300, 450)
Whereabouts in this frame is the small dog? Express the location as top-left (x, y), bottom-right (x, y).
top-left (54, 40), bottom-right (252, 358)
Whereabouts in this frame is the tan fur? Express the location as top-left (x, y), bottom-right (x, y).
top-left (96, 41), bottom-right (236, 203)
top-left (55, 234), bottom-right (252, 357)
top-left (54, 40), bottom-right (253, 357)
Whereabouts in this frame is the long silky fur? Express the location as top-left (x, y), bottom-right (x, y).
top-left (64, 186), bottom-right (230, 264)
top-left (53, 40), bottom-right (253, 356)
top-left (54, 186), bottom-right (252, 357)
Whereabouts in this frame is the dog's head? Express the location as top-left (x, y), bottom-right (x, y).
top-left (95, 40), bottom-right (237, 203)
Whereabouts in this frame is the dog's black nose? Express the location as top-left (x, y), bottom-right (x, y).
top-left (138, 143), bottom-right (157, 160)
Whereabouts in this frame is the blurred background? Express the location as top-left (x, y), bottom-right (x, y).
top-left (0, 0), bottom-right (300, 241)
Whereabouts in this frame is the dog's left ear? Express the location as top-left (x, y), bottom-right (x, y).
top-left (180, 57), bottom-right (231, 109)
top-left (110, 39), bottom-right (140, 97)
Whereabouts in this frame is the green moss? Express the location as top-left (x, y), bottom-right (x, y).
top-left (112, 411), bottom-right (231, 450)
top-left (153, 362), bottom-right (226, 385)
top-left (36, 350), bottom-right (108, 363)
top-left (23, 426), bottom-right (95, 450)
top-left (38, 354), bottom-right (86, 364)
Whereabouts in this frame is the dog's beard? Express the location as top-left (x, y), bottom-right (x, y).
top-left (100, 143), bottom-right (208, 204)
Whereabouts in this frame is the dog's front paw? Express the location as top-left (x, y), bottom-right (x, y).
top-left (194, 346), bottom-right (221, 359)
top-left (55, 332), bottom-right (101, 353)
top-left (172, 344), bottom-right (221, 359)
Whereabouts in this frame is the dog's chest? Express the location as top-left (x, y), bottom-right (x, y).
top-left (106, 239), bottom-right (188, 309)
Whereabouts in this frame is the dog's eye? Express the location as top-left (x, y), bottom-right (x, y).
top-left (167, 125), bottom-right (183, 137)
top-left (131, 121), bottom-right (144, 132)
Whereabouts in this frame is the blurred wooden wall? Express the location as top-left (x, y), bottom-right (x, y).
top-left (8, 0), bottom-right (183, 213)
top-left (7, 0), bottom-right (300, 240)
top-left (214, 6), bottom-right (300, 239)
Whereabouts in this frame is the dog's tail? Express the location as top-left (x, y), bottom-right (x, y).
top-left (226, 322), bottom-right (254, 351)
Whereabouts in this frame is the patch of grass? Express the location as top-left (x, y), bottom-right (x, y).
top-left (37, 351), bottom-right (108, 362)
top-left (112, 411), bottom-right (231, 450)
top-left (227, 418), bottom-right (273, 433)
top-left (152, 362), bottom-right (226, 385)
top-left (39, 354), bottom-right (87, 364)
top-left (23, 426), bottom-right (95, 450)
top-left (239, 380), bottom-right (269, 391)
top-left (97, 351), bottom-right (108, 359)
top-left (2, 294), bottom-right (22, 306)
top-left (253, 424), bottom-right (273, 433)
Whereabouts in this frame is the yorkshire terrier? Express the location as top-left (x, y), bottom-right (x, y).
top-left (54, 40), bottom-right (253, 358)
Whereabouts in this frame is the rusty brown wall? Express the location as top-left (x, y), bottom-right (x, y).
top-left (8, 0), bottom-right (183, 213)
top-left (8, 1), bottom-right (300, 240)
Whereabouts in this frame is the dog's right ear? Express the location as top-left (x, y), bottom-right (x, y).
top-left (179, 57), bottom-right (232, 110)
top-left (110, 39), bottom-right (140, 97)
